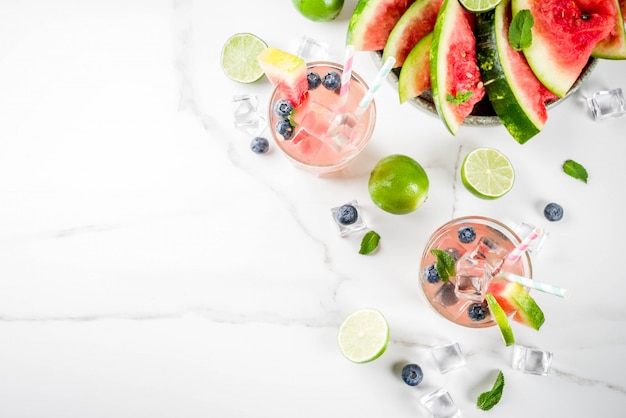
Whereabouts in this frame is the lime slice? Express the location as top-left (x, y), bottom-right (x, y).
top-left (220, 33), bottom-right (267, 83)
top-left (485, 294), bottom-right (515, 346)
top-left (460, 147), bottom-right (514, 200)
top-left (458, 0), bottom-right (502, 12)
top-left (337, 308), bottom-right (389, 363)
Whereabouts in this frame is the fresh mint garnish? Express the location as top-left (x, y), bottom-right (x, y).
top-left (446, 90), bottom-right (473, 105)
top-left (477, 370), bottom-right (505, 411)
top-left (562, 159), bottom-right (588, 183)
top-left (430, 249), bottom-right (455, 283)
top-left (509, 9), bottom-right (534, 50)
top-left (359, 230), bottom-right (380, 255)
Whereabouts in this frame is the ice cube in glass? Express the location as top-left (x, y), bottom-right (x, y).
top-left (330, 200), bottom-right (366, 237)
top-left (420, 388), bottom-right (462, 418)
top-left (512, 344), bottom-right (553, 375)
top-left (430, 342), bottom-right (466, 374)
top-left (296, 36), bottom-right (330, 63)
top-left (454, 256), bottom-right (492, 302)
top-left (467, 236), bottom-right (507, 272)
top-left (232, 94), bottom-right (266, 137)
top-left (586, 88), bottom-right (626, 120)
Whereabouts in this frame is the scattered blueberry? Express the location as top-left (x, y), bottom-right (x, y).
top-left (401, 364), bottom-right (424, 386)
top-left (307, 71), bottom-right (322, 90)
top-left (424, 263), bottom-right (440, 284)
top-left (544, 202), bottom-right (564, 222)
top-left (274, 99), bottom-right (293, 118)
top-left (467, 302), bottom-right (489, 321)
top-left (458, 226), bottom-right (476, 244)
top-left (322, 71), bottom-right (341, 91)
top-left (275, 118), bottom-right (294, 140)
top-left (250, 136), bottom-right (269, 154)
top-left (336, 204), bottom-right (358, 225)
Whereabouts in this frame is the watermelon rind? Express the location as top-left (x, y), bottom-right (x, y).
top-left (382, 0), bottom-right (443, 67)
top-left (347, 0), bottom-right (416, 51)
top-left (476, 0), bottom-right (554, 144)
top-left (592, 0), bottom-right (626, 59)
top-left (398, 32), bottom-right (432, 103)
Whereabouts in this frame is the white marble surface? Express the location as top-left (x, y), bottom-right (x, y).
top-left (0, 0), bottom-right (625, 416)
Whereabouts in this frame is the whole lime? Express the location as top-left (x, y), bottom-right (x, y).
top-left (368, 154), bottom-right (429, 215)
top-left (292, 0), bottom-right (344, 22)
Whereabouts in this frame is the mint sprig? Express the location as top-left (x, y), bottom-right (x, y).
top-left (359, 230), bottom-right (380, 255)
top-left (477, 370), bottom-right (505, 411)
top-left (446, 90), bottom-right (473, 105)
top-left (562, 159), bottom-right (588, 183)
top-left (509, 9), bottom-right (534, 50)
top-left (430, 249), bottom-right (455, 283)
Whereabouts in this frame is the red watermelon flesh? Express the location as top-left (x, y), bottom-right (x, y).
top-left (346, 0), bottom-right (416, 51)
top-left (257, 46), bottom-right (309, 106)
top-left (593, 0), bottom-right (626, 58)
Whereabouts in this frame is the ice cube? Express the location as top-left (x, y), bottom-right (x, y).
top-left (515, 222), bottom-right (549, 257)
top-left (296, 36), bottom-right (329, 63)
top-left (232, 94), bottom-right (266, 137)
top-left (512, 344), bottom-right (553, 376)
top-left (430, 342), bottom-right (466, 374)
top-left (586, 88), bottom-right (626, 120)
top-left (420, 388), bottom-right (462, 418)
top-left (454, 256), bottom-right (492, 302)
top-left (467, 236), bottom-right (507, 272)
top-left (330, 200), bottom-right (366, 237)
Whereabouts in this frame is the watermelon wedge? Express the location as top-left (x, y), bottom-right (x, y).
top-left (476, 0), bottom-right (558, 144)
top-left (346, 0), bottom-right (416, 51)
top-left (512, 0), bottom-right (618, 97)
top-left (257, 46), bottom-right (308, 106)
top-left (382, 0), bottom-right (443, 67)
top-left (430, 0), bottom-right (485, 135)
top-left (398, 32), bottom-right (432, 103)
top-left (487, 281), bottom-right (545, 330)
top-left (592, 0), bottom-right (626, 59)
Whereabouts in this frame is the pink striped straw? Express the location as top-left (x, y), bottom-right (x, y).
top-left (506, 226), bottom-right (543, 264)
top-left (337, 45), bottom-right (354, 110)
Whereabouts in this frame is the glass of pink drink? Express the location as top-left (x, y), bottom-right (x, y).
top-left (267, 61), bottom-right (376, 176)
top-left (419, 216), bottom-right (533, 328)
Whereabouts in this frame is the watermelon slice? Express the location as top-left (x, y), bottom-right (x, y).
top-left (430, 0), bottom-right (485, 135)
top-left (487, 281), bottom-right (545, 330)
top-left (512, 0), bottom-right (618, 97)
top-left (257, 46), bottom-right (308, 106)
top-left (346, 0), bottom-right (416, 51)
top-left (382, 0), bottom-right (443, 67)
top-left (398, 32), bottom-right (432, 103)
top-left (476, 0), bottom-right (558, 144)
top-left (592, 0), bottom-right (626, 59)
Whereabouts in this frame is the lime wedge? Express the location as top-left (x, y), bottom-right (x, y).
top-left (460, 147), bottom-right (514, 200)
top-left (220, 33), bottom-right (267, 83)
top-left (485, 294), bottom-right (515, 346)
top-left (458, 0), bottom-right (502, 12)
top-left (337, 308), bottom-right (389, 363)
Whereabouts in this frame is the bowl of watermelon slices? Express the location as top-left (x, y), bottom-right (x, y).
top-left (346, 0), bottom-right (625, 144)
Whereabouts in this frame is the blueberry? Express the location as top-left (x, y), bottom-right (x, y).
top-left (307, 71), bottom-right (322, 90)
top-left (458, 226), bottom-right (476, 244)
top-left (401, 364), bottom-right (424, 386)
top-left (336, 204), bottom-right (358, 225)
top-left (322, 71), bottom-right (341, 91)
top-left (274, 99), bottom-right (293, 118)
top-left (275, 118), bottom-right (294, 140)
top-left (544, 202), bottom-right (564, 222)
top-left (467, 302), bottom-right (488, 321)
top-left (424, 263), bottom-right (440, 284)
top-left (250, 136), bottom-right (269, 154)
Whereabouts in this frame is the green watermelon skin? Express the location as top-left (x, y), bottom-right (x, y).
top-left (476, 0), bottom-right (558, 144)
top-left (398, 32), bottom-right (432, 103)
top-left (382, 0), bottom-right (443, 67)
top-left (512, 0), bottom-right (618, 97)
top-left (430, 0), bottom-right (485, 135)
top-left (346, 0), bottom-right (416, 51)
top-left (592, 0), bottom-right (626, 59)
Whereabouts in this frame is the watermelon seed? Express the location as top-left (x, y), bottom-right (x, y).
top-left (581, 11), bottom-right (591, 20)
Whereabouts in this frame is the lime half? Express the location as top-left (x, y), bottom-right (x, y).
top-left (458, 0), bottom-right (502, 12)
top-left (485, 294), bottom-right (515, 346)
top-left (337, 308), bottom-right (389, 364)
top-left (220, 33), bottom-right (267, 83)
top-left (461, 148), bottom-right (514, 200)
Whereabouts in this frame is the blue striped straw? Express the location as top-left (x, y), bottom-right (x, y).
top-left (499, 271), bottom-right (570, 298)
top-left (354, 56), bottom-right (396, 119)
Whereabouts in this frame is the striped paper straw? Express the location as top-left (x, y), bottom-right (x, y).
top-left (355, 56), bottom-right (396, 119)
top-left (500, 271), bottom-right (570, 298)
top-left (506, 226), bottom-right (543, 264)
top-left (337, 45), bottom-right (354, 110)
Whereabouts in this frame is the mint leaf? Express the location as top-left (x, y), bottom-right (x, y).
top-left (446, 90), bottom-right (473, 105)
top-left (359, 230), bottom-right (380, 255)
top-left (430, 249), bottom-right (455, 283)
top-left (509, 9), bottom-right (534, 50)
top-left (562, 159), bottom-right (588, 183)
top-left (477, 370), bottom-right (505, 411)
